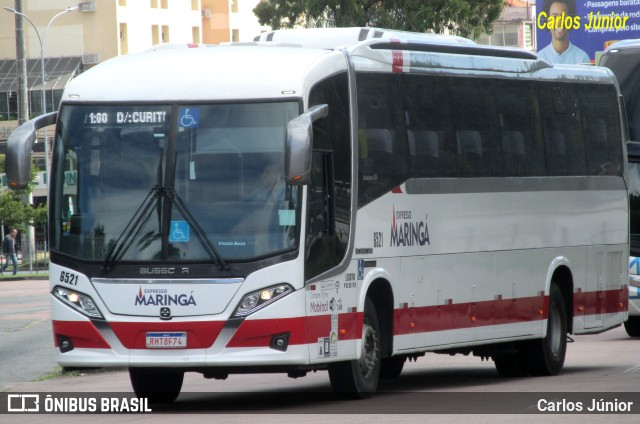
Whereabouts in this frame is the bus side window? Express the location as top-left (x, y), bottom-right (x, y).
top-left (502, 130), bottom-right (526, 176)
top-left (449, 77), bottom-right (500, 177)
top-left (457, 130), bottom-right (484, 177)
top-left (356, 73), bottom-right (409, 206)
top-left (540, 83), bottom-right (587, 176)
top-left (400, 74), bottom-right (456, 178)
top-left (494, 79), bottom-right (545, 177)
top-left (408, 130), bottom-right (440, 177)
top-left (578, 85), bottom-right (623, 176)
top-left (364, 128), bottom-right (393, 175)
top-left (545, 130), bottom-right (567, 175)
top-left (585, 119), bottom-right (617, 175)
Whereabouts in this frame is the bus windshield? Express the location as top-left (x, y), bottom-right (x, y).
top-left (51, 102), bottom-right (300, 263)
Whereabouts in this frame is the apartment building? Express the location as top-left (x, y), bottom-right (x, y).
top-left (477, 0), bottom-right (536, 51)
top-left (202, 0), bottom-right (268, 43)
top-left (0, 0), bottom-right (203, 120)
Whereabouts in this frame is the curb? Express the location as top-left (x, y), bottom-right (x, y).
top-left (0, 275), bottom-right (49, 282)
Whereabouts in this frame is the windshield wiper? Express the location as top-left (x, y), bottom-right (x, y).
top-left (102, 184), bottom-right (163, 272)
top-left (102, 149), bottom-right (165, 272)
top-left (101, 148), bottom-right (229, 272)
top-left (164, 188), bottom-right (229, 271)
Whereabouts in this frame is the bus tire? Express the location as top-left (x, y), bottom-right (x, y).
top-left (328, 298), bottom-right (381, 399)
top-left (380, 355), bottom-right (406, 380)
top-left (526, 284), bottom-right (567, 376)
top-left (624, 316), bottom-right (640, 337)
top-left (129, 367), bottom-right (184, 404)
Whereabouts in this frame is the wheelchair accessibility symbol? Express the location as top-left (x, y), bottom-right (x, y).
top-left (169, 221), bottom-right (190, 243)
top-left (179, 107), bottom-right (199, 128)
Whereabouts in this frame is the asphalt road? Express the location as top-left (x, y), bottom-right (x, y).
top-left (2, 277), bottom-right (640, 423)
top-left (0, 279), bottom-right (57, 387)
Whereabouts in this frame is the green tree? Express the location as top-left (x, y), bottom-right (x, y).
top-left (0, 155), bottom-right (46, 232)
top-left (254, 0), bottom-right (504, 39)
top-left (0, 191), bottom-right (30, 231)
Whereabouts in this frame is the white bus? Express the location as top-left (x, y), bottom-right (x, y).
top-left (7, 27), bottom-right (629, 402)
top-left (599, 39), bottom-right (640, 337)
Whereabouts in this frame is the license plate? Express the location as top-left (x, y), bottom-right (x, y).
top-left (145, 332), bottom-right (187, 349)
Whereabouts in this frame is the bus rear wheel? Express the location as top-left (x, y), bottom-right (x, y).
top-left (493, 346), bottom-right (528, 377)
top-left (328, 298), bottom-right (381, 399)
top-left (525, 284), bottom-right (567, 376)
top-left (624, 316), bottom-right (640, 337)
top-left (129, 367), bottom-right (184, 404)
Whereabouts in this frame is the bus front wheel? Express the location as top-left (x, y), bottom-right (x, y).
top-left (328, 298), bottom-right (381, 399)
top-left (129, 367), bottom-right (184, 404)
top-left (380, 355), bottom-right (406, 379)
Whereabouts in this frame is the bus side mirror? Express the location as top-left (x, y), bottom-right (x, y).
top-left (6, 112), bottom-right (57, 190)
top-left (285, 104), bottom-right (328, 185)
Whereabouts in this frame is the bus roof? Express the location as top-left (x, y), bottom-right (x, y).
top-left (253, 27), bottom-right (475, 49)
top-left (62, 44), bottom-right (345, 102)
top-left (62, 28), bottom-right (618, 105)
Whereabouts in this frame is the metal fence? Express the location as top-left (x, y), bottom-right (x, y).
top-left (1, 241), bottom-right (49, 274)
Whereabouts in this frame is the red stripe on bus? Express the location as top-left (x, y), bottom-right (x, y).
top-left (226, 312), bottom-right (362, 348)
top-left (52, 320), bottom-right (111, 349)
top-left (392, 289), bottom-right (626, 336)
top-left (392, 50), bottom-right (404, 73)
top-left (393, 294), bottom-right (546, 336)
top-left (56, 289), bottom-right (627, 351)
top-left (573, 287), bottom-right (628, 317)
top-left (226, 317), bottom-right (307, 348)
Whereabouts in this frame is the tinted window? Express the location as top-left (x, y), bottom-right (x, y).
top-left (539, 83), bottom-right (587, 176)
top-left (494, 79), bottom-right (545, 177)
top-left (401, 75), bottom-right (457, 178)
top-left (449, 77), bottom-right (502, 177)
top-left (354, 72), bottom-right (623, 206)
top-left (578, 84), bottom-right (623, 175)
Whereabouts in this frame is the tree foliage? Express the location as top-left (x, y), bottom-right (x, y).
top-left (254, 0), bottom-right (505, 39)
top-left (0, 156), bottom-right (47, 231)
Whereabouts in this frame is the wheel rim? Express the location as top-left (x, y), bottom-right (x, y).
top-left (359, 322), bottom-right (379, 379)
top-left (548, 302), bottom-right (563, 358)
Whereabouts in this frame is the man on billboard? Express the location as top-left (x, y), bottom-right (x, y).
top-left (537, 0), bottom-right (590, 64)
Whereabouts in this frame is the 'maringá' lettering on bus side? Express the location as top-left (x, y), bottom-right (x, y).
top-left (135, 286), bottom-right (197, 306)
top-left (390, 207), bottom-right (430, 247)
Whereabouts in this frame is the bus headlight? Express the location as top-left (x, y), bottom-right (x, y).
top-left (53, 286), bottom-right (104, 320)
top-left (233, 284), bottom-right (293, 317)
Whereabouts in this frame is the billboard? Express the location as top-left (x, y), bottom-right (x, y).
top-left (536, 0), bottom-right (640, 64)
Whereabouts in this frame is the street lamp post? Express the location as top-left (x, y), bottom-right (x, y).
top-left (4, 5), bottom-right (78, 273)
top-left (3, 5), bottom-right (78, 177)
